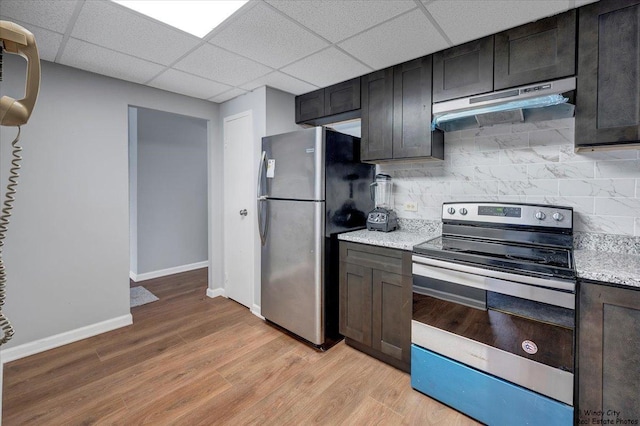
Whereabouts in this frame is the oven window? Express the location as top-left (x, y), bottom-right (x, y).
top-left (487, 292), bottom-right (574, 329)
top-left (413, 275), bottom-right (574, 373)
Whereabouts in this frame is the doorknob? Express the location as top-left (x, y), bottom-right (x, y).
top-left (239, 209), bottom-right (248, 216)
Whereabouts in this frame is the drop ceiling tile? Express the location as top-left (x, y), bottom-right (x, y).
top-left (59, 38), bottom-right (165, 84)
top-left (240, 71), bottom-right (318, 95)
top-left (339, 10), bottom-right (448, 70)
top-left (0, 18), bottom-right (63, 62)
top-left (71, 0), bottom-right (200, 66)
top-left (148, 69), bottom-right (232, 100)
top-left (280, 47), bottom-right (371, 88)
top-left (266, 0), bottom-right (417, 43)
top-left (425, 0), bottom-right (572, 46)
top-left (209, 88), bottom-right (249, 103)
top-left (174, 44), bottom-right (272, 87)
top-left (209, 2), bottom-right (328, 69)
top-left (0, 0), bottom-right (78, 33)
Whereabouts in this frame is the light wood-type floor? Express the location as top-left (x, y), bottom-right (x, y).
top-left (3, 268), bottom-right (479, 425)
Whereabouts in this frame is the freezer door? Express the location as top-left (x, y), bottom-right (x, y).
top-left (261, 199), bottom-right (325, 345)
top-left (262, 127), bottom-right (325, 201)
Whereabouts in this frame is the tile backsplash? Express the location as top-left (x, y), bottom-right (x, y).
top-left (379, 118), bottom-right (640, 236)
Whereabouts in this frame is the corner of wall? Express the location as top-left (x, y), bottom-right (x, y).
top-left (206, 287), bottom-right (225, 299)
top-left (265, 87), bottom-right (302, 136)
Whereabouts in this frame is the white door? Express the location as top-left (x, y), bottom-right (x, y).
top-left (223, 111), bottom-right (254, 308)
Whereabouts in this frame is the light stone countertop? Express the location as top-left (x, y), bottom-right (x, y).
top-left (338, 229), bottom-right (436, 251)
top-left (574, 250), bottom-right (640, 288)
top-left (339, 229), bottom-right (640, 290)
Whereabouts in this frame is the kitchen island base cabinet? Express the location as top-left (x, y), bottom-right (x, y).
top-left (339, 242), bottom-right (412, 372)
top-left (578, 280), bottom-right (640, 424)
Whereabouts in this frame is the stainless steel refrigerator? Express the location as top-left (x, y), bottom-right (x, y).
top-left (258, 127), bottom-right (374, 349)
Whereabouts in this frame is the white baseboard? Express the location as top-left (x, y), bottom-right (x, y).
top-left (206, 291), bottom-right (261, 319)
top-left (206, 287), bottom-right (225, 298)
top-left (0, 314), bottom-right (133, 364)
top-left (251, 304), bottom-right (264, 319)
top-left (132, 261), bottom-right (208, 282)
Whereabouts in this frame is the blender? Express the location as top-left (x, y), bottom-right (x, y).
top-left (366, 174), bottom-right (398, 232)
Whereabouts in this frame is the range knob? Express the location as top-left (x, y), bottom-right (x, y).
top-left (459, 208), bottom-right (468, 216)
top-left (535, 211), bottom-right (546, 221)
top-left (447, 207), bottom-right (456, 215)
top-left (552, 212), bottom-right (564, 221)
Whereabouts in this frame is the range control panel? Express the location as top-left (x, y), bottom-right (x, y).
top-left (442, 202), bottom-right (573, 229)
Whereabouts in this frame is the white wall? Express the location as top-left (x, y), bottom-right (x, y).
top-left (0, 56), bottom-right (219, 357)
top-left (135, 107), bottom-right (208, 275)
top-left (265, 87), bottom-right (303, 137)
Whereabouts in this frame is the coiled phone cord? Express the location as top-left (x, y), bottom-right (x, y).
top-left (0, 126), bottom-right (21, 345)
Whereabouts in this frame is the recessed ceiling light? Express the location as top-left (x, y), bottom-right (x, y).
top-left (112, 0), bottom-right (248, 38)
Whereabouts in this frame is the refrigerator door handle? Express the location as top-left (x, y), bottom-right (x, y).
top-left (257, 151), bottom-right (268, 246)
top-left (257, 150), bottom-right (267, 198)
top-left (258, 199), bottom-right (269, 246)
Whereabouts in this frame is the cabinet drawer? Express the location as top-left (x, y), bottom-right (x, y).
top-left (340, 241), bottom-right (410, 276)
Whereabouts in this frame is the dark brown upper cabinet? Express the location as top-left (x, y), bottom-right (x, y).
top-left (295, 78), bottom-right (360, 125)
top-left (295, 89), bottom-right (324, 124)
top-left (494, 10), bottom-right (576, 90)
top-left (432, 36), bottom-right (494, 103)
top-left (361, 57), bottom-right (444, 162)
top-left (432, 11), bottom-right (576, 104)
top-left (325, 78), bottom-right (361, 116)
top-left (393, 56), bottom-right (443, 159)
top-left (361, 68), bottom-right (394, 161)
top-left (576, 0), bottom-right (640, 149)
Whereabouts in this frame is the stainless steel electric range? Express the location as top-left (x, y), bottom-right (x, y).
top-left (411, 202), bottom-right (576, 425)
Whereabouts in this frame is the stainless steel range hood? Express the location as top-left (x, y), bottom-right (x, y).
top-left (432, 77), bottom-right (576, 132)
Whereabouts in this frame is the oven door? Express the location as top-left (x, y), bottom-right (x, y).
top-left (412, 255), bottom-right (575, 406)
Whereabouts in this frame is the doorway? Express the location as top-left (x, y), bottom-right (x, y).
top-left (223, 110), bottom-right (254, 309)
top-left (128, 106), bottom-right (209, 283)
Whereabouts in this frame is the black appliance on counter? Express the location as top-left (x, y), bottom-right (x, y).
top-left (411, 202), bottom-right (576, 425)
top-left (366, 174), bottom-right (398, 232)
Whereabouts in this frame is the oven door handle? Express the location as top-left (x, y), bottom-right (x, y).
top-left (412, 255), bottom-right (575, 292)
top-left (413, 260), bottom-right (575, 310)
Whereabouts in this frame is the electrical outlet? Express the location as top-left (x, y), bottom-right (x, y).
top-left (404, 202), bottom-right (418, 212)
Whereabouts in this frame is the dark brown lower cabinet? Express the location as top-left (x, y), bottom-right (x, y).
top-left (578, 280), bottom-right (640, 424)
top-left (339, 241), bottom-right (412, 372)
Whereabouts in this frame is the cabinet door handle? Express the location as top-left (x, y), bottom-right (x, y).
top-left (239, 209), bottom-right (248, 216)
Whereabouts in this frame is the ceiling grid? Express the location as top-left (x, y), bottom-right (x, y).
top-left (0, 0), bottom-right (598, 103)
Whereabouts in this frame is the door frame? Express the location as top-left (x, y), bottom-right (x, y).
top-left (128, 106), bottom-right (211, 283)
top-left (222, 110), bottom-right (258, 313)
